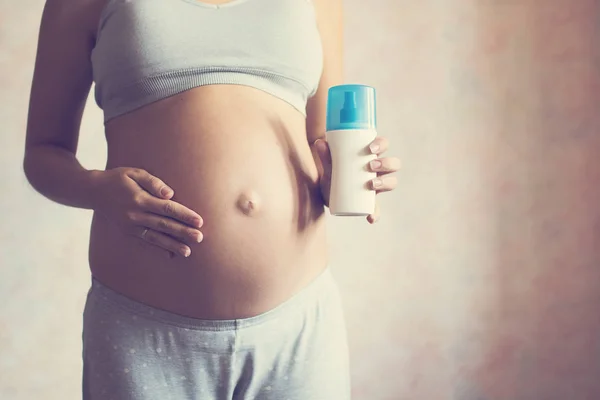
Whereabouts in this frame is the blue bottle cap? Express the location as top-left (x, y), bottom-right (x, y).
top-left (326, 84), bottom-right (377, 131)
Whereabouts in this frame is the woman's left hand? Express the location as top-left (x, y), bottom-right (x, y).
top-left (314, 136), bottom-right (401, 224)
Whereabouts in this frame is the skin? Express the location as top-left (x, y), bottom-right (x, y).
top-left (24, 0), bottom-right (400, 319)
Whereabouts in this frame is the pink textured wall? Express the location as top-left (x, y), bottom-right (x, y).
top-left (2, 1), bottom-right (600, 399)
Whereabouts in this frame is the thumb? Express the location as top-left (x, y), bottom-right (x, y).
top-left (314, 139), bottom-right (332, 175)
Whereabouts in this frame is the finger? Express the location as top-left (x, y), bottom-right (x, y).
top-left (142, 229), bottom-right (192, 258)
top-left (131, 226), bottom-right (173, 259)
top-left (144, 198), bottom-right (203, 228)
top-left (369, 136), bottom-right (390, 155)
top-left (369, 157), bottom-right (401, 174)
top-left (370, 175), bottom-right (398, 192)
top-left (367, 201), bottom-right (381, 224)
top-left (314, 139), bottom-right (332, 177)
top-left (128, 169), bottom-right (174, 199)
top-left (138, 213), bottom-right (203, 244)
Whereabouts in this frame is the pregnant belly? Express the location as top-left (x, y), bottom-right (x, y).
top-left (89, 86), bottom-right (329, 319)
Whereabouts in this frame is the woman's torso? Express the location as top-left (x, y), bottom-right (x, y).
top-left (87, 0), bottom-right (329, 319)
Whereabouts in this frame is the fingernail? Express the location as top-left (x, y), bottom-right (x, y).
top-left (191, 231), bottom-right (203, 243)
top-left (192, 218), bottom-right (202, 227)
top-left (372, 178), bottom-right (382, 188)
top-left (180, 247), bottom-right (191, 257)
top-left (370, 143), bottom-right (380, 154)
top-left (370, 160), bottom-right (382, 170)
top-left (160, 187), bottom-right (173, 197)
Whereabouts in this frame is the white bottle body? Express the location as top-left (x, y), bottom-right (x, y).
top-left (326, 128), bottom-right (378, 216)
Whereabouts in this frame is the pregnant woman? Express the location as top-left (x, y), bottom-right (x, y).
top-left (23, 0), bottom-right (400, 399)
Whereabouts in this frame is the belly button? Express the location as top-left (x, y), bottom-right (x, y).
top-left (237, 190), bottom-right (261, 216)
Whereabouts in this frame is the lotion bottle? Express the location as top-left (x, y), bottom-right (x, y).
top-left (325, 84), bottom-right (377, 216)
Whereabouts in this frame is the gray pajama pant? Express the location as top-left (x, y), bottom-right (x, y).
top-left (82, 268), bottom-right (351, 400)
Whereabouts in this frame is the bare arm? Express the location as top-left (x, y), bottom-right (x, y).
top-left (23, 0), bottom-right (103, 210)
top-left (23, 0), bottom-right (204, 256)
top-left (305, 0), bottom-right (344, 145)
top-left (306, 1), bottom-right (401, 220)
top-left (305, 0), bottom-right (343, 206)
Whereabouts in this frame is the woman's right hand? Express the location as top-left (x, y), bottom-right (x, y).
top-left (91, 167), bottom-right (203, 258)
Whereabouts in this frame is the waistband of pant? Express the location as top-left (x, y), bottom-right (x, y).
top-left (88, 266), bottom-right (335, 332)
